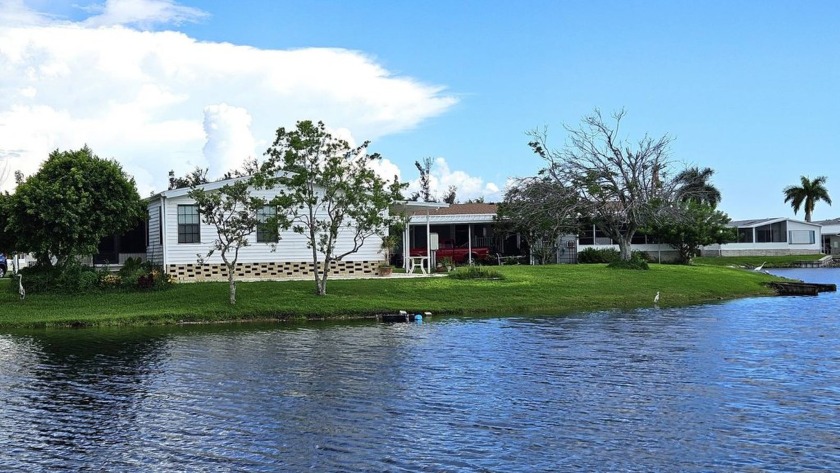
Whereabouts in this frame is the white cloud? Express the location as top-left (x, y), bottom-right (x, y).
top-left (84, 0), bottom-right (208, 28)
top-left (0, 1), bottom-right (457, 193)
top-left (202, 103), bottom-right (255, 175)
top-left (405, 157), bottom-right (501, 203)
top-left (0, 0), bottom-right (49, 26)
top-left (368, 156), bottom-right (402, 184)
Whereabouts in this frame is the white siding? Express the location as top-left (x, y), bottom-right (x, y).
top-left (158, 187), bottom-right (382, 266)
top-left (702, 219), bottom-right (822, 256)
top-left (146, 200), bottom-right (163, 264)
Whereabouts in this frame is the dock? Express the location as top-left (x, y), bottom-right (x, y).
top-left (792, 255), bottom-right (834, 268)
top-left (766, 281), bottom-right (837, 296)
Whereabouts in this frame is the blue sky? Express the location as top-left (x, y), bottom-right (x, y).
top-left (1, 0), bottom-right (839, 221)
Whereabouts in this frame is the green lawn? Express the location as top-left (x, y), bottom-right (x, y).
top-left (0, 264), bottom-right (781, 328)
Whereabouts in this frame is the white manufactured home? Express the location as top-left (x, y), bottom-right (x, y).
top-left (577, 224), bottom-right (678, 262)
top-left (701, 218), bottom-right (822, 257)
top-left (813, 218), bottom-right (840, 256)
top-left (146, 180), bottom-right (383, 282)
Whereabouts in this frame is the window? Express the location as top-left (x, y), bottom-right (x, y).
top-left (789, 230), bottom-right (815, 245)
top-left (256, 206), bottom-right (278, 243)
top-left (178, 205), bottom-right (200, 243)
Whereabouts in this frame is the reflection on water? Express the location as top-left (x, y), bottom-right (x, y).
top-left (1, 270), bottom-right (839, 471)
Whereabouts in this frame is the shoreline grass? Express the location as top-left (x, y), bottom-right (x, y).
top-left (0, 264), bottom-right (783, 329)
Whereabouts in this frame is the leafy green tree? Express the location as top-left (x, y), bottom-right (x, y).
top-left (0, 192), bottom-right (18, 256)
top-left (675, 167), bottom-right (722, 207)
top-left (496, 177), bottom-right (578, 264)
top-left (8, 146), bottom-right (145, 267)
top-left (261, 120), bottom-right (405, 296)
top-left (646, 201), bottom-right (735, 264)
top-left (529, 109), bottom-right (676, 261)
top-left (188, 166), bottom-right (267, 305)
top-left (783, 175), bottom-right (831, 222)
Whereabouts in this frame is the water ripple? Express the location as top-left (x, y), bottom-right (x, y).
top-left (1, 269), bottom-right (840, 471)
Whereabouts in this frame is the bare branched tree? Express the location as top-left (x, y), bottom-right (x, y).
top-left (442, 185), bottom-right (457, 204)
top-left (529, 109), bottom-right (676, 261)
top-left (412, 157), bottom-right (434, 202)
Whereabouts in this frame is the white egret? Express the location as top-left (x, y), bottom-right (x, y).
top-left (754, 262), bottom-right (767, 271)
top-left (18, 274), bottom-right (25, 300)
top-left (653, 291), bottom-right (660, 304)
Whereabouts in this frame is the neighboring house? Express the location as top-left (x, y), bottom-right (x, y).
top-left (701, 218), bottom-right (822, 257)
top-left (577, 224), bottom-right (678, 262)
top-left (813, 218), bottom-right (840, 256)
top-left (539, 217), bottom-right (823, 262)
top-left (393, 202), bottom-right (526, 267)
top-left (147, 178), bottom-right (382, 282)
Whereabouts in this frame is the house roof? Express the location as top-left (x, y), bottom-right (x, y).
top-left (146, 174), bottom-right (249, 201)
top-left (403, 202), bottom-right (498, 225)
top-left (408, 203), bottom-right (497, 216)
top-left (728, 217), bottom-right (820, 228)
top-left (814, 217), bottom-right (840, 235)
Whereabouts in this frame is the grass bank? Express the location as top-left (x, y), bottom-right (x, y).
top-left (0, 264), bottom-right (780, 328)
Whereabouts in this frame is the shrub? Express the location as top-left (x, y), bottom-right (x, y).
top-left (99, 273), bottom-right (122, 289)
top-left (448, 266), bottom-right (505, 280)
top-left (11, 259), bottom-right (174, 295)
top-left (607, 253), bottom-right (650, 270)
top-left (578, 248), bottom-right (620, 264)
top-left (78, 271), bottom-right (100, 291)
top-left (14, 262), bottom-right (102, 295)
top-left (141, 263), bottom-right (174, 290)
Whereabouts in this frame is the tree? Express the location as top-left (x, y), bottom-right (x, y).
top-left (8, 146), bottom-right (145, 267)
top-left (496, 177), bottom-right (578, 264)
top-left (783, 175), bottom-right (831, 222)
top-left (645, 201), bottom-right (735, 264)
top-left (675, 166), bottom-right (722, 207)
top-left (261, 120), bottom-right (405, 296)
top-left (0, 192), bottom-right (19, 259)
top-left (529, 109), bottom-right (676, 261)
top-left (188, 167), bottom-right (267, 305)
top-left (410, 157), bottom-right (434, 202)
top-left (442, 185), bottom-right (457, 204)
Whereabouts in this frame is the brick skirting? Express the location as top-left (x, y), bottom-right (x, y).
top-left (167, 260), bottom-right (379, 282)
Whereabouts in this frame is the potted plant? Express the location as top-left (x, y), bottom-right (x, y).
top-left (378, 234), bottom-right (399, 276)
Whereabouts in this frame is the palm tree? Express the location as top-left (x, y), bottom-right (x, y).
top-left (675, 167), bottom-right (722, 207)
top-left (783, 175), bottom-right (832, 222)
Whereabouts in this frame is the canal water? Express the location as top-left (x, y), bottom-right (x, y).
top-left (1, 269), bottom-right (840, 472)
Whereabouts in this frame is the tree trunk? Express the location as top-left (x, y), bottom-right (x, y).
top-left (316, 258), bottom-right (330, 295)
top-left (617, 235), bottom-right (633, 261)
top-left (228, 271), bottom-right (236, 305)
